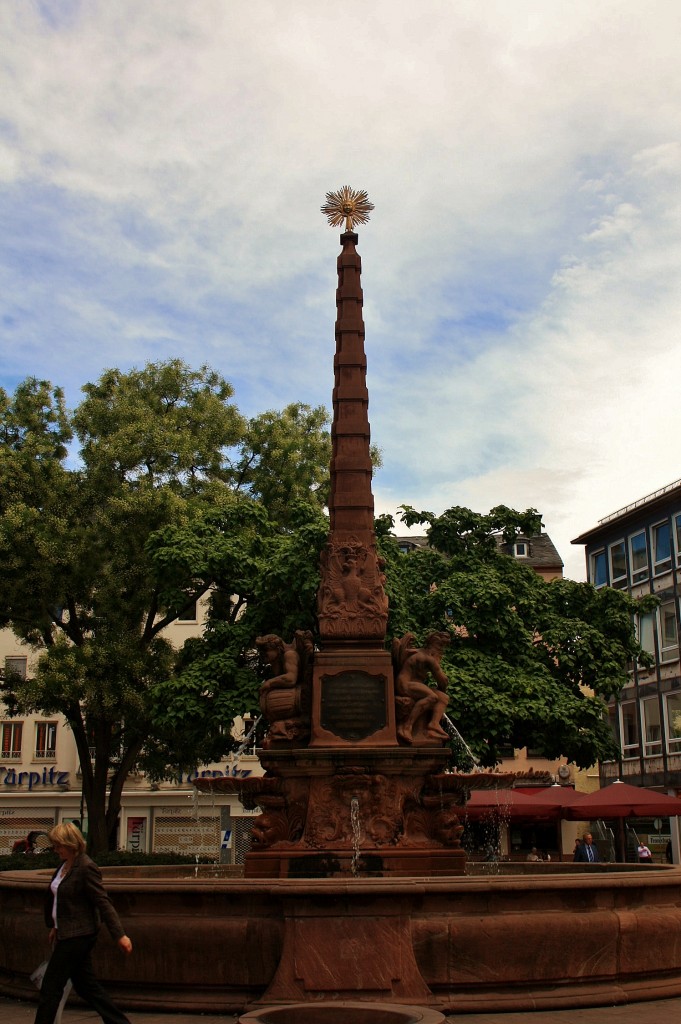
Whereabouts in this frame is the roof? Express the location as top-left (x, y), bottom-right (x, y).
top-left (392, 532), bottom-right (563, 571)
top-left (496, 533), bottom-right (563, 570)
top-left (572, 477), bottom-right (681, 545)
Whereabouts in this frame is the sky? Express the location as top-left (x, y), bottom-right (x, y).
top-left (2, 1), bottom-right (681, 581)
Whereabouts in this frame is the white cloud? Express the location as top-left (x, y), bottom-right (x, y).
top-left (2, 1), bottom-right (681, 582)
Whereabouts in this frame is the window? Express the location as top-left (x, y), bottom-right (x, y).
top-left (609, 541), bottom-right (627, 588)
top-left (653, 521), bottom-right (672, 575)
top-left (1, 721), bottom-right (23, 759)
top-left (590, 550), bottom-right (607, 587)
top-left (629, 531), bottom-right (649, 584)
top-left (35, 722), bottom-right (57, 760)
top-left (675, 513), bottom-right (681, 566)
top-left (514, 542), bottom-right (528, 557)
top-left (637, 611), bottom-right (656, 659)
top-left (619, 701), bottom-right (640, 757)
top-left (666, 692), bottom-right (681, 751)
top-left (641, 697), bottom-right (662, 756)
top-left (4, 656), bottom-right (27, 680)
top-left (659, 600), bottom-right (679, 663)
top-left (607, 705), bottom-right (618, 749)
top-left (177, 600), bottom-right (198, 622)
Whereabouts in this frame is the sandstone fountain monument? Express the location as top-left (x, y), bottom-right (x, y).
top-left (201, 186), bottom-right (469, 882)
top-left (3, 191), bottom-right (681, 1016)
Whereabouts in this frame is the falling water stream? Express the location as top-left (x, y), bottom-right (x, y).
top-left (350, 796), bottom-right (362, 876)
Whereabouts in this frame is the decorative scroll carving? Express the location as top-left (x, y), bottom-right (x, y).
top-left (248, 776), bottom-right (310, 849)
top-left (392, 632), bottom-right (451, 746)
top-left (304, 773), bottom-right (407, 849)
top-left (432, 807), bottom-right (464, 848)
top-left (250, 811), bottom-right (290, 849)
top-left (317, 537), bottom-right (388, 639)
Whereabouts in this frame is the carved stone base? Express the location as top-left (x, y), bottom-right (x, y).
top-left (239, 746), bottom-right (464, 879)
top-left (262, 886), bottom-right (433, 1005)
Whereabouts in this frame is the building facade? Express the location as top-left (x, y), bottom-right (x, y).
top-left (572, 479), bottom-right (681, 797)
top-left (0, 598), bottom-right (262, 858)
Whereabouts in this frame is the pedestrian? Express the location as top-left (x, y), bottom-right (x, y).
top-left (637, 842), bottom-right (653, 864)
top-left (573, 832), bottom-right (601, 863)
top-left (34, 822), bottom-right (133, 1024)
top-left (12, 830), bottom-right (39, 854)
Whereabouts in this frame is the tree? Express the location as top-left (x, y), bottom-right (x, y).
top-left (144, 499), bottom-right (328, 773)
top-left (230, 403), bottom-right (331, 523)
top-left (377, 505), bottom-right (653, 769)
top-left (0, 361), bottom-right (331, 854)
top-left (151, 500), bottom-right (649, 778)
top-left (1, 362), bottom-right (649, 850)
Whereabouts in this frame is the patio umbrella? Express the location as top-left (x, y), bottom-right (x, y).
top-left (563, 780), bottom-right (681, 820)
top-left (462, 788), bottom-right (561, 820)
top-left (516, 785), bottom-right (583, 812)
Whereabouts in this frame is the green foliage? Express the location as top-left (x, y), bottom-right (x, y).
top-left (0, 851), bottom-right (215, 871)
top-left (0, 852), bottom-right (60, 872)
top-left (144, 500), bottom-right (327, 775)
top-left (73, 360), bottom-right (245, 490)
top-left (379, 506), bottom-right (648, 769)
top-left (0, 361), bottom-right (647, 847)
top-left (231, 402), bottom-right (331, 521)
top-left (0, 362), bottom-right (332, 854)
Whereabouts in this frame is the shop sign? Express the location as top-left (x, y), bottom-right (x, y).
top-left (1, 767), bottom-right (70, 789)
top-left (174, 767), bottom-right (252, 783)
top-left (127, 816), bottom-right (147, 853)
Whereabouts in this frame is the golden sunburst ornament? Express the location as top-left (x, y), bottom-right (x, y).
top-left (321, 186), bottom-right (374, 232)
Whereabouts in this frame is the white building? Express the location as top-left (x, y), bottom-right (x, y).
top-left (0, 599), bottom-right (261, 858)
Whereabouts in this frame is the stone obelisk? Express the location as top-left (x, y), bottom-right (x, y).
top-left (196, 191), bottom-right (466, 885)
top-left (310, 188), bottom-right (396, 746)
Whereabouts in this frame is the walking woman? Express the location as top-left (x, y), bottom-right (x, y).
top-left (35, 822), bottom-right (133, 1024)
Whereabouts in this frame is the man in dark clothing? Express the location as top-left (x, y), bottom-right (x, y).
top-left (573, 832), bottom-right (601, 863)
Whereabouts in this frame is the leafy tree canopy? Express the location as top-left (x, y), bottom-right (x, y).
top-left (1, 360), bottom-right (649, 853)
top-left (0, 361), bottom-right (331, 853)
top-left (378, 506), bottom-right (654, 769)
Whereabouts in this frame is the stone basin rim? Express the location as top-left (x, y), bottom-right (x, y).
top-left (2, 863), bottom-right (677, 895)
top-left (239, 1002), bottom-right (445, 1024)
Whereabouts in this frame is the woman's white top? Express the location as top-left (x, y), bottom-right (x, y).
top-left (50, 863), bottom-right (67, 929)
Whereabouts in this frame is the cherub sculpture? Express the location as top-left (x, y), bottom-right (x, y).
top-left (393, 631), bottom-right (451, 744)
top-left (256, 631), bottom-right (313, 746)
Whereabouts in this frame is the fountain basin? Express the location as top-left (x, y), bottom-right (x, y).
top-left (239, 1002), bottom-right (444, 1024)
top-left (2, 867), bottom-right (681, 1013)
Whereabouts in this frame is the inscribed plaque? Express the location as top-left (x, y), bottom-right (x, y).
top-left (320, 671), bottom-right (386, 740)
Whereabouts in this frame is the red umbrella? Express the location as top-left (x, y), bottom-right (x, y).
top-left (563, 780), bottom-right (681, 820)
top-left (516, 785), bottom-right (583, 812)
top-left (463, 788), bottom-right (560, 820)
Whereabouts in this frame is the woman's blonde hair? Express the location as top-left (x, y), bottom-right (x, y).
top-left (49, 822), bottom-right (86, 855)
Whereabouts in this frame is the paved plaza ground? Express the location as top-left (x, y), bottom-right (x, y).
top-left (4, 994), bottom-right (681, 1024)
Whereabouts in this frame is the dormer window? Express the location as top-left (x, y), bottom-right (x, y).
top-left (514, 541), bottom-right (529, 558)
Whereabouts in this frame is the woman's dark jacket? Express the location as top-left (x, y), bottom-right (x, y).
top-left (44, 853), bottom-right (125, 941)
